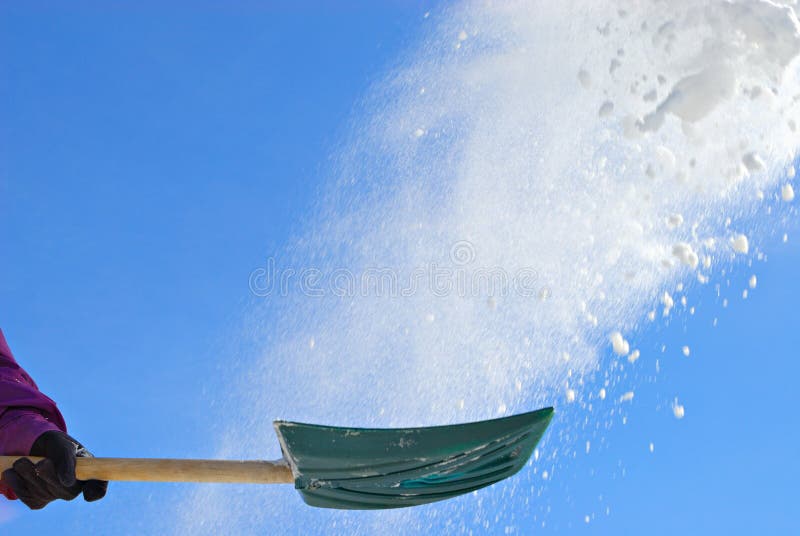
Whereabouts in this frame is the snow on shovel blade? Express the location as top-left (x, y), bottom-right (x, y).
top-left (274, 407), bottom-right (554, 510)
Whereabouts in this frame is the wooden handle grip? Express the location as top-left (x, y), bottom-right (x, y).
top-left (0, 456), bottom-right (294, 484)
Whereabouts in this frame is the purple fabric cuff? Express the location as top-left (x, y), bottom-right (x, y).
top-left (0, 408), bottom-right (64, 456)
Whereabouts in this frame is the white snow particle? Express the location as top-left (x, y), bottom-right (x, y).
top-left (599, 388), bottom-right (607, 400)
top-left (662, 292), bottom-right (675, 316)
top-left (682, 345), bottom-right (690, 357)
top-left (749, 275), bottom-right (757, 289)
top-left (673, 402), bottom-right (685, 419)
top-left (628, 349), bottom-right (640, 363)
top-left (599, 100), bottom-right (614, 117)
top-left (538, 287), bottom-right (551, 301)
top-left (731, 234), bottom-right (749, 254)
top-left (672, 242), bottom-right (699, 269)
top-left (620, 391), bottom-right (634, 402)
top-left (782, 184), bottom-right (795, 202)
top-left (609, 331), bottom-right (630, 356)
top-left (667, 213), bottom-right (684, 228)
top-left (742, 152), bottom-right (765, 173)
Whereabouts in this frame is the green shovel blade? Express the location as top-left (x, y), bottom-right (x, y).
top-left (273, 407), bottom-right (554, 510)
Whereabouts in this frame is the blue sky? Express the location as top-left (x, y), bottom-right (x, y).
top-left (2, 1), bottom-right (799, 534)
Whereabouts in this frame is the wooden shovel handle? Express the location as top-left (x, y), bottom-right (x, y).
top-left (0, 456), bottom-right (294, 484)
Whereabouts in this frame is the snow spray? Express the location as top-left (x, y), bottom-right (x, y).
top-left (176, 1), bottom-right (800, 533)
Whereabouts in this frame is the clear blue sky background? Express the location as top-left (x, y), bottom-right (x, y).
top-left (1, 1), bottom-right (798, 534)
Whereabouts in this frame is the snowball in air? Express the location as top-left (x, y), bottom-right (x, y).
top-left (609, 331), bottom-right (630, 356)
top-left (662, 292), bottom-right (675, 315)
top-left (672, 242), bottom-right (699, 269)
top-left (731, 234), bottom-right (749, 254)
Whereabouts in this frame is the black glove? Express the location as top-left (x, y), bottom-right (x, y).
top-left (2, 431), bottom-right (108, 510)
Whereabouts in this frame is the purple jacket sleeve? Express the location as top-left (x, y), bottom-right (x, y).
top-left (0, 329), bottom-right (67, 500)
top-left (0, 329), bottom-right (67, 455)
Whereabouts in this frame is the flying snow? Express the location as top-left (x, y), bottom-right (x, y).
top-left (177, 1), bottom-right (800, 534)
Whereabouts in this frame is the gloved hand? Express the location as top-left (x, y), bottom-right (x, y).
top-left (1, 431), bottom-right (108, 510)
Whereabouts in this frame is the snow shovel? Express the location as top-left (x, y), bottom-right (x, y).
top-left (0, 407), bottom-right (553, 510)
